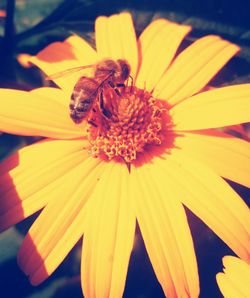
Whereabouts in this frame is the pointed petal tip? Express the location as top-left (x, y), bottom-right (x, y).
top-left (171, 84), bottom-right (250, 130)
top-left (136, 19), bottom-right (191, 91)
top-left (95, 12), bottom-right (138, 76)
top-left (156, 35), bottom-right (241, 106)
top-left (29, 267), bottom-right (49, 286)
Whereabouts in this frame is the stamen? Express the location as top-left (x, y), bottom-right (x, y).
top-left (87, 86), bottom-right (171, 163)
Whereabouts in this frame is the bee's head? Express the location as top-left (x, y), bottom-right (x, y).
top-left (117, 59), bottom-right (131, 82)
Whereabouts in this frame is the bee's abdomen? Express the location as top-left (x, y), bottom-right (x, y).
top-left (69, 77), bottom-right (99, 124)
top-left (69, 109), bottom-right (84, 123)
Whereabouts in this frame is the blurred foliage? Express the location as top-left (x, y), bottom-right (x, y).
top-left (0, 228), bottom-right (22, 264)
top-left (15, 0), bottom-right (64, 33)
top-left (0, 0), bottom-right (249, 88)
top-left (0, 0), bottom-right (250, 297)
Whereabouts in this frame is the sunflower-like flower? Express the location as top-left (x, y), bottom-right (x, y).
top-left (0, 12), bottom-right (250, 298)
top-left (216, 256), bottom-right (250, 297)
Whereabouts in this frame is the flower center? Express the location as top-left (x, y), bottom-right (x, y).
top-left (87, 86), bottom-right (171, 164)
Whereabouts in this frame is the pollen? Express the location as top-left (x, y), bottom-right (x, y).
top-left (87, 86), bottom-right (170, 163)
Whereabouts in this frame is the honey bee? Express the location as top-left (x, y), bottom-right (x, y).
top-left (46, 59), bottom-right (131, 124)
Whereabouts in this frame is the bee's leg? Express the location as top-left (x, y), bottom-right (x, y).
top-left (114, 88), bottom-right (121, 96)
top-left (99, 91), bottom-right (112, 118)
top-left (88, 119), bottom-right (98, 127)
top-left (115, 83), bottom-right (125, 95)
top-left (116, 83), bottom-right (125, 88)
top-left (108, 81), bottom-right (124, 96)
top-left (107, 80), bottom-right (114, 87)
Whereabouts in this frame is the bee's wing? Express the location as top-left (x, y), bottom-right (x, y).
top-left (45, 64), bottom-right (95, 80)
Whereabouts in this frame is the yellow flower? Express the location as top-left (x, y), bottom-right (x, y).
top-left (216, 256), bottom-right (250, 297)
top-left (0, 12), bottom-right (250, 298)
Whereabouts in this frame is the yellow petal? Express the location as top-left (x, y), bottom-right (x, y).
top-left (136, 19), bottom-right (191, 91)
top-left (0, 139), bottom-right (87, 200)
top-left (0, 144), bottom-right (88, 231)
top-left (157, 150), bottom-right (250, 262)
top-left (174, 130), bottom-right (250, 188)
top-left (30, 87), bottom-right (69, 106)
top-left (0, 138), bottom-right (87, 175)
top-left (216, 272), bottom-right (244, 298)
top-left (82, 162), bottom-right (136, 298)
top-left (0, 88), bottom-right (84, 138)
top-left (65, 35), bottom-right (97, 63)
top-left (216, 256), bottom-right (250, 298)
top-left (29, 35), bottom-right (97, 92)
top-left (17, 157), bottom-right (104, 285)
top-left (154, 35), bottom-right (239, 106)
top-left (170, 84), bottom-right (250, 130)
top-left (95, 16), bottom-right (109, 59)
top-left (95, 13), bottom-right (138, 76)
top-left (131, 161), bottom-right (199, 298)
top-left (17, 53), bottom-right (33, 68)
top-left (31, 87), bottom-right (89, 132)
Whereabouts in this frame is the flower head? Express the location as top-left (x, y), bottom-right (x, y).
top-left (0, 12), bottom-right (250, 298)
top-left (88, 86), bottom-right (169, 163)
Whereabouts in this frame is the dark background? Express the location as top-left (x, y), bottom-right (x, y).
top-left (0, 0), bottom-right (250, 297)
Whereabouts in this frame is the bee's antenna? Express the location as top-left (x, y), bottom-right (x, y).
top-left (129, 75), bottom-right (134, 92)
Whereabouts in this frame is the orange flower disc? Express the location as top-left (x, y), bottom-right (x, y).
top-left (88, 86), bottom-right (169, 163)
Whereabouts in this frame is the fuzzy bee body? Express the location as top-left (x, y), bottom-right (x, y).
top-left (69, 77), bottom-right (99, 123)
top-left (47, 59), bottom-right (131, 124)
